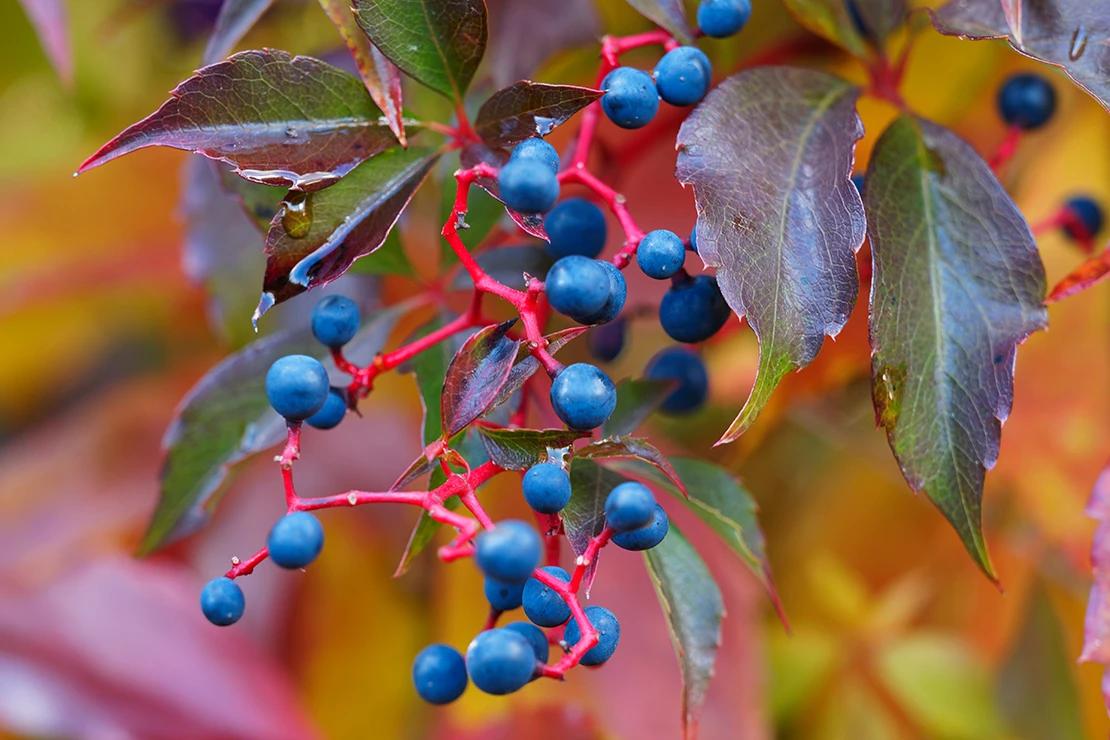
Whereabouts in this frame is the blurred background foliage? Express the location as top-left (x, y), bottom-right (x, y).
top-left (1, 0), bottom-right (1109, 738)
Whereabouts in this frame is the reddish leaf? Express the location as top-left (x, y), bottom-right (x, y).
top-left (1046, 247), bottom-right (1110, 303)
top-left (16, 0), bottom-right (72, 85)
top-left (441, 321), bottom-right (521, 437)
top-left (78, 50), bottom-right (400, 191)
top-left (477, 427), bottom-right (589, 470)
top-left (577, 436), bottom-right (687, 496)
top-left (258, 146), bottom-right (439, 318)
top-left (475, 82), bottom-right (602, 147)
top-left (317, 0), bottom-right (406, 146)
top-left (625, 0), bottom-right (694, 44)
top-left (202, 0), bottom-right (274, 64)
top-left (460, 143), bottom-right (548, 240)
top-left (486, 326), bottom-right (588, 413)
top-left (485, 0), bottom-right (600, 88)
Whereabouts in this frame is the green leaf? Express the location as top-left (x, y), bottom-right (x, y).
top-left (214, 162), bottom-right (284, 232)
top-left (202, 0), bottom-right (274, 64)
top-left (675, 68), bottom-right (866, 444)
top-left (564, 458), bottom-right (633, 591)
top-left (353, 0), bottom-right (488, 103)
top-left (78, 50), bottom-right (398, 191)
top-left (346, 227), bottom-right (414, 277)
top-left (866, 115), bottom-right (1047, 580)
top-left (441, 321), bottom-right (521, 437)
top-left (643, 524), bottom-right (724, 738)
top-left (602, 378), bottom-right (677, 437)
top-left (146, 300), bottom-right (416, 555)
top-left (450, 244), bottom-right (552, 291)
top-left (624, 0), bottom-right (694, 44)
top-left (577, 436), bottom-right (686, 496)
top-left (259, 146), bottom-right (439, 317)
top-left (475, 81), bottom-right (602, 147)
top-left (781, 0), bottom-right (870, 58)
top-left (477, 427), bottom-right (588, 470)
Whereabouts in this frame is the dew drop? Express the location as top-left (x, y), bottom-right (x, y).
top-left (1069, 26), bottom-right (1088, 61)
top-left (282, 191), bottom-right (313, 238)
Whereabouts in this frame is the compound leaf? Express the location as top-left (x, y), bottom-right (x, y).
top-left (475, 81), bottom-right (602, 147)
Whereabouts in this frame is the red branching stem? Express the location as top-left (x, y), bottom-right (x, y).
top-left (277, 423), bottom-right (301, 469)
top-left (559, 167), bottom-right (645, 267)
top-left (330, 347), bottom-right (360, 376)
top-left (989, 126), bottom-right (1024, 171)
top-left (484, 608), bottom-right (502, 631)
top-left (568, 527), bottom-right (613, 593)
top-left (225, 547), bottom-right (269, 579)
top-left (294, 490), bottom-right (427, 511)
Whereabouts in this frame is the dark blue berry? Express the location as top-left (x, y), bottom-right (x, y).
top-left (200, 577), bottom-right (244, 626)
top-left (266, 355), bottom-right (330, 421)
top-left (545, 255), bottom-right (610, 322)
top-left (645, 347), bottom-right (709, 414)
top-left (503, 621), bottom-right (550, 664)
top-left (544, 198), bottom-right (608, 259)
top-left (304, 387), bottom-right (347, 430)
top-left (522, 566), bottom-right (572, 627)
top-left (510, 138), bottom-right (560, 175)
top-left (637, 230), bottom-right (687, 279)
top-left (1064, 196), bottom-right (1104, 241)
top-left (550, 363), bottom-right (617, 430)
top-left (412, 644), bottom-right (468, 704)
top-left (654, 47), bottom-right (712, 106)
top-left (498, 159), bottom-right (560, 214)
top-left (852, 174), bottom-right (865, 196)
top-left (466, 628), bottom-right (537, 694)
top-left (688, 226), bottom-right (698, 253)
top-left (522, 463), bottom-right (572, 514)
top-left (847, 0), bottom-right (870, 39)
top-left (611, 503), bottom-right (669, 551)
top-left (601, 67), bottom-right (659, 130)
top-left (484, 576), bottom-right (525, 611)
top-left (475, 520), bottom-right (543, 583)
top-left (659, 275), bottom-right (731, 343)
top-left (697, 0), bottom-right (752, 37)
top-left (311, 295), bottom-right (360, 349)
top-left (998, 73), bottom-right (1056, 130)
top-left (267, 511), bottom-right (325, 569)
top-left (564, 605), bottom-right (621, 666)
top-left (587, 317), bottom-right (627, 362)
top-left (579, 260), bottom-right (627, 325)
top-left (605, 481), bottom-right (656, 532)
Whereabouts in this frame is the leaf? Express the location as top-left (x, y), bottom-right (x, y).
top-left (78, 50), bottom-right (400, 191)
top-left (485, 0), bottom-right (601, 88)
top-left (146, 300), bottom-right (415, 554)
top-left (475, 82), bottom-right (602, 147)
top-left (782, 0), bottom-right (871, 58)
top-left (931, 0), bottom-right (1110, 113)
top-left (441, 321), bottom-right (521, 437)
top-left (602, 378), bottom-right (678, 437)
top-left (564, 459), bottom-right (634, 591)
top-left (624, 0), bottom-right (694, 44)
top-left (16, 0), bottom-right (72, 85)
top-left (675, 67), bottom-right (866, 444)
top-left (1083, 461), bottom-right (1110, 665)
top-left (347, 228), bottom-right (415, 277)
top-left (1046, 248), bottom-right (1110, 303)
top-left (643, 524), bottom-right (725, 739)
top-left (353, 0), bottom-right (488, 103)
top-left (202, 0), bottom-right (274, 64)
top-left (851, 0), bottom-right (909, 44)
top-left (406, 314), bottom-right (470, 446)
top-left (477, 428), bottom-right (589, 470)
top-left (450, 244), bottom-right (553, 291)
top-left (577, 436), bottom-right (687, 496)
top-left (460, 143), bottom-right (549, 240)
top-left (485, 326), bottom-right (588, 414)
top-left (317, 0), bottom-right (407, 146)
top-left (258, 146), bottom-right (439, 319)
top-left (866, 114), bottom-right (1047, 580)
top-left (214, 161), bottom-right (284, 232)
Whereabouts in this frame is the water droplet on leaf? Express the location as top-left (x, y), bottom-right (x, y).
top-left (282, 191), bottom-right (313, 238)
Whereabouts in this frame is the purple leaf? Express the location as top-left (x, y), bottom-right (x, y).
top-left (317, 0), bottom-right (407, 146)
top-left (78, 50), bottom-right (400, 191)
top-left (258, 146), bottom-right (439, 319)
top-left (484, 0), bottom-right (600, 88)
top-left (675, 67), bottom-right (866, 444)
top-left (353, 0), bottom-right (487, 103)
top-left (485, 325), bottom-right (588, 413)
top-left (476, 81), bottom-right (602, 147)
top-left (460, 143), bottom-right (549, 240)
top-left (16, 0), bottom-right (72, 85)
top-left (202, 0), bottom-right (274, 64)
top-left (477, 427), bottom-right (589, 470)
top-left (441, 321), bottom-right (521, 437)
top-left (576, 436), bottom-right (687, 496)
top-left (931, 0), bottom-right (1110, 113)
top-left (866, 115), bottom-right (1047, 580)
top-left (624, 0), bottom-right (693, 43)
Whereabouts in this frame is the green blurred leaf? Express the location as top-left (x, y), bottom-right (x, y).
top-left (347, 228), bottom-right (414, 277)
top-left (477, 427), bottom-right (588, 470)
top-left (602, 378), bottom-right (677, 437)
top-left (769, 627), bottom-right (841, 722)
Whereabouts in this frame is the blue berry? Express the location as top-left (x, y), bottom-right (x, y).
top-left (697, 0), bottom-right (752, 37)
top-left (645, 347), bottom-right (709, 414)
top-left (605, 481), bottom-right (656, 532)
top-left (851, 174), bottom-right (865, 196)
top-left (564, 605), bottom-right (621, 666)
top-left (544, 198), bottom-right (607, 259)
top-left (637, 230), bottom-right (687, 279)
top-left (545, 255), bottom-right (610, 322)
top-left (550, 363), bottom-right (617, 430)
top-left (612, 503), bottom-right (669, 551)
top-left (998, 73), bottom-right (1056, 130)
top-left (510, 138), bottom-right (559, 175)
top-left (503, 621), bottom-right (549, 664)
top-left (579, 260), bottom-right (627, 325)
top-left (498, 159), bottom-right (560, 214)
top-left (601, 67), bottom-right (659, 130)
top-left (485, 576), bottom-right (525, 611)
top-left (659, 275), bottom-right (731, 343)
top-left (200, 577), bottom-right (245, 626)
top-left (654, 47), bottom-right (712, 106)
top-left (412, 644), bottom-right (468, 704)
top-left (587, 317), bottom-right (627, 362)
top-left (304, 387), bottom-right (347, 430)
top-left (475, 520), bottom-right (543, 583)
top-left (522, 566), bottom-right (572, 627)
top-left (466, 628), bottom-right (537, 694)
top-left (267, 511), bottom-right (325, 569)
top-left (522, 462), bottom-right (572, 514)
top-left (688, 226), bottom-right (698, 253)
top-left (311, 295), bottom-right (360, 349)
top-left (266, 355), bottom-right (330, 421)
top-left (1064, 196), bottom-right (1104, 241)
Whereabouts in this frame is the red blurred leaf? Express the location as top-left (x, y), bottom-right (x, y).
top-left (441, 321), bottom-right (521, 437)
top-left (475, 81), bottom-right (602, 147)
top-left (202, 0), bottom-right (274, 64)
top-left (16, 0), bottom-right (72, 85)
top-left (1046, 247), bottom-right (1110, 303)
